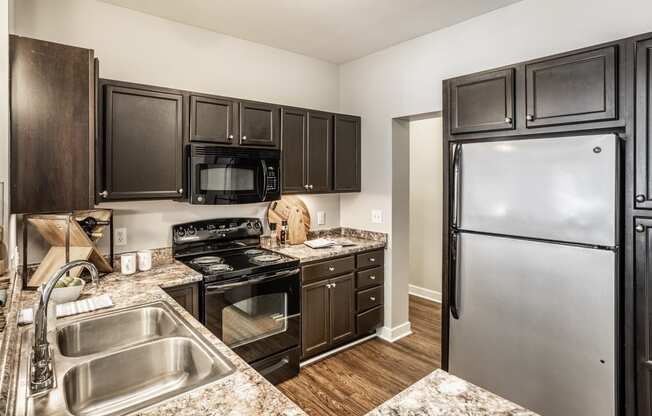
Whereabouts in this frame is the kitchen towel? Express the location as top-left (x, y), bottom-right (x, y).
top-left (19, 294), bottom-right (113, 325)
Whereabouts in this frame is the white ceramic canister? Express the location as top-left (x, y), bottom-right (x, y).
top-left (137, 250), bottom-right (152, 272)
top-left (120, 253), bottom-right (137, 275)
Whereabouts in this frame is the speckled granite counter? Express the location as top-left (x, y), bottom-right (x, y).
top-left (6, 262), bottom-right (305, 416)
top-left (367, 369), bottom-right (538, 416)
top-left (270, 227), bottom-right (387, 263)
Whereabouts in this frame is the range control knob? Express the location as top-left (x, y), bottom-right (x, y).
top-left (176, 229), bottom-right (186, 237)
top-left (187, 227), bottom-right (196, 236)
top-left (247, 222), bottom-right (253, 229)
top-left (253, 221), bottom-right (261, 230)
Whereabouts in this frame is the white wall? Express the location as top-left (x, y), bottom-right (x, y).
top-left (339, 0), bottom-right (652, 330)
top-left (409, 117), bottom-right (442, 298)
top-left (13, 0), bottom-right (341, 256)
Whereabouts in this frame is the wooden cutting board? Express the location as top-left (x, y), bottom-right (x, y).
top-left (267, 196), bottom-right (311, 245)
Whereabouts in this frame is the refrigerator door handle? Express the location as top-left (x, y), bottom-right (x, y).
top-left (450, 231), bottom-right (460, 319)
top-left (451, 143), bottom-right (462, 229)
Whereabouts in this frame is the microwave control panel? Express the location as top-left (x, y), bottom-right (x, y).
top-left (267, 166), bottom-right (278, 191)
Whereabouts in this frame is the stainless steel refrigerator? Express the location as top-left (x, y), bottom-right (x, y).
top-left (448, 134), bottom-right (618, 416)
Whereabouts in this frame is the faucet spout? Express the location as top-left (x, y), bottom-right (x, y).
top-left (31, 260), bottom-right (99, 394)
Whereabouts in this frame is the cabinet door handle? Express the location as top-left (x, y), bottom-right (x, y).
top-left (178, 188), bottom-right (184, 194)
top-left (326, 284), bottom-right (332, 289)
top-left (242, 135), bottom-right (247, 141)
top-left (328, 266), bottom-right (335, 272)
top-left (504, 117), bottom-right (512, 124)
top-left (369, 258), bottom-right (376, 262)
top-left (526, 114), bottom-right (534, 121)
top-left (309, 184), bottom-right (314, 190)
top-left (636, 224), bottom-right (645, 233)
top-left (228, 134), bottom-right (234, 140)
top-left (369, 275), bottom-right (376, 280)
top-left (636, 194), bottom-right (646, 203)
top-left (370, 296), bottom-right (376, 301)
top-left (332, 283), bottom-right (337, 288)
top-left (99, 190), bottom-right (108, 198)
top-left (304, 184), bottom-right (310, 190)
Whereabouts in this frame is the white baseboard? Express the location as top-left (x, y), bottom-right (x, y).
top-left (409, 284), bottom-right (442, 303)
top-left (377, 321), bottom-right (412, 342)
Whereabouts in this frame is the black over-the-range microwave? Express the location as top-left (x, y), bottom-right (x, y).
top-left (187, 144), bottom-right (281, 205)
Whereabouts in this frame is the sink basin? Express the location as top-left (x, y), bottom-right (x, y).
top-left (57, 305), bottom-right (178, 356)
top-left (15, 301), bottom-right (235, 416)
top-left (63, 337), bottom-right (232, 416)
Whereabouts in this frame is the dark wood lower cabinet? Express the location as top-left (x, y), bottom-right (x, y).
top-left (329, 274), bottom-right (356, 345)
top-left (301, 250), bottom-right (385, 360)
top-left (635, 218), bottom-right (652, 416)
top-left (163, 282), bottom-right (199, 320)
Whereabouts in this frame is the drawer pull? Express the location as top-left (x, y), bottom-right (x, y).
top-left (332, 283), bottom-right (337, 288)
top-left (369, 258), bottom-right (376, 262)
top-left (326, 284), bottom-right (332, 289)
top-left (328, 266), bottom-right (335, 272)
top-left (369, 275), bottom-right (376, 280)
top-left (370, 297), bottom-right (376, 301)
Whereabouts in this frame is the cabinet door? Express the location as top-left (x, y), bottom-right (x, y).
top-left (306, 111), bottom-right (333, 193)
top-left (635, 218), bottom-right (652, 416)
top-left (189, 95), bottom-right (236, 144)
top-left (281, 108), bottom-right (307, 193)
top-left (163, 283), bottom-right (199, 320)
top-left (636, 39), bottom-right (652, 209)
top-left (449, 68), bottom-right (515, 135)
top-left (10, 36), bottom-right (95, 214)
top-left (333, 114), bottom-right (361, 192)
top-left (239, 101), bottom-right (280, 148)
top-left (302, 280), bottom-right (330, 358)
top-left (102, 83), bottom-right (183, 200)
top-left (329, 273), bottom-right (356, 345)
top-left (525, 45), bottom-right (617, 128)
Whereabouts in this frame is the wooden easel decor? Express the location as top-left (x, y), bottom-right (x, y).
top-left (23, 209), bottom-right (114, 289)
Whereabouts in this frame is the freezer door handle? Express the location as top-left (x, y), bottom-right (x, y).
top-left (450, 231), bottom-right (460, 319)
top-left (451, 143), bottom-right (462, 229)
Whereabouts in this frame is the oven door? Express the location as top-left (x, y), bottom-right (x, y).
top-left (203, 268), bottom-right (300, 363)
top-left (189, 145), bottom-right (280, 204)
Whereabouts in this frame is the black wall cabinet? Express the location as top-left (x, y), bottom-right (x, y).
top-left (239, 101), bottom-right (280, 148)
top-left (281, 108), bottom-right (308, 193)
top-left (306, 111), bottom-right (333, 193)
top-left (449, 68), bottom-right (515, 135)
top-left (333, 114), bottom-right (362, 192)
top-left (636, 38), bottom-right (652, 209)
top-left (99, 81), bottom-right (183, 201)
top-left (525, 45), bottom-right (617, 128)
top-left (189, 94), bottom-right (236, 144)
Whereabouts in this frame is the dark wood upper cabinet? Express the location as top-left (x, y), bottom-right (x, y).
top-left (301, 280), bottom-right (330, 358)
top-left (281, 108), bottom-right (307, 193)
top-left (307, 111), bottom-right (333, 193)
top-left (333, 114), bottom-right (361, 192)
top-left (636, 38), bottom-right (652, 209)
top-left (329, 273), bottom-right (356, 345)
top-left (10, 36), bottom-right (95, 214)
top-left (239, 101), bottom-right (280, 148)
top-left (99, 81), bottom-right (183, 201)
top-left (525, 45), bottom-right (617, 128)
top-left (449, 68), bottom-right (515, 135)
top-left (189, 95), bottom-right (237, 144)
top-left (635, 218), bottom-right (652, 416)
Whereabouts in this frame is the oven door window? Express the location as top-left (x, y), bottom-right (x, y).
top-left (222, 293), bottom-right (288, 348)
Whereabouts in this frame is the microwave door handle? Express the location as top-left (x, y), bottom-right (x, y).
top-left (260, 159), bottom-right (268, 201)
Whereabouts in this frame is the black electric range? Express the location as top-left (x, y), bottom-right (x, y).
top-left (172, 218), bottom-right (300, 385)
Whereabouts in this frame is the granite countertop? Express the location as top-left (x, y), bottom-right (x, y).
top-left (367, 369), bottom-right (539, 416)
top-left (271, 236), bottom-right (386, 263)
top-left (8, 262), bottom-right (305, 416)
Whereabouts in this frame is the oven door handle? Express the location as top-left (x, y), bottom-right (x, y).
top-left (205, 268), bottom-right (300, 293)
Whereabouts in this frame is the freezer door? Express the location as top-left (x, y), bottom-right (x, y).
top-left (457, 134), bottom-right (617, 246)
top-left (449, 232), bottom-right (615, 416)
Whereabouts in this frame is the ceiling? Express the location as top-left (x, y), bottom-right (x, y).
top-left (99, 0), bottom-right (522, 63)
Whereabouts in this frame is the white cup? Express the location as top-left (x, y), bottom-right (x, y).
top-left (120, 253), bottom-right (137, 275)
top-left (137, 250), bottom-right (152, 272)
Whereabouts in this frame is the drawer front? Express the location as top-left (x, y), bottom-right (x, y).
top-left (357, 285), bottom-right (383, 312)
top-left (356, 250), bottom-right (384, 269)
top-left (302, 256), bottom-right (355, 284)
top-left (358, 306), bottom-right (383, 335)
top-left (356, 267), bottom-right (384, 290)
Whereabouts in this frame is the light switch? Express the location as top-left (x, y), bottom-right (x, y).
top-left (317, 211), bottom-right (326, 225)
top-left (371, 210), bottom-right (383, 224)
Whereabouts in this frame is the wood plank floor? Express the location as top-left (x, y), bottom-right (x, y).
top-left (278, 295), bottom-right (441, 416)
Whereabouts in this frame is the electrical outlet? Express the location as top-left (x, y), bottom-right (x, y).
top-left (115, 228), bottom-right (128, 246)
top-left (317, 211), bottom-right (326, 225)
top-left (371, 210), bottom-right (383, 224)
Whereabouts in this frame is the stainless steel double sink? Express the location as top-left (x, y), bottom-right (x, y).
top-left (15, 301), bottom-right (235, 416)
